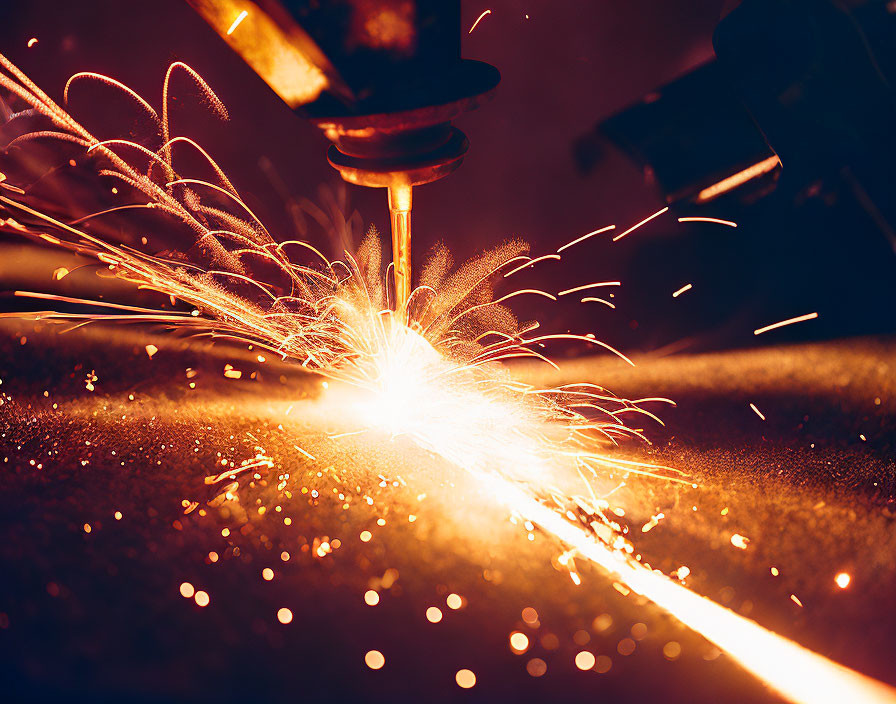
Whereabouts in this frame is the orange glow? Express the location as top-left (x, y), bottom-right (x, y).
top-left (526, 658), bottom-right (547, 677)
top-left (663, 642), bottom-right (682, 660)
top-left (575, 651), bottom-right (596, 670)
top-left (194, 590), bottom-right (209, 607)
top-left (509, 631), bottom-right (529, 653)
top-left (277, 607), bottom-right (293, 624)
top-left (179, 582), bottom-right (195, 598)
top-left (455, 669), bottom-right (477, 688)
top-left (446, 593), bottom-right (463, 610)
top-left (365, 650), bottom-right (385, 670)
top-left (425, 607), bottom-right (443, 623)
top-left (697, 156), bottom-right (781, 203)
top-left (677, 216), bottom-right (738, 228)
top-left (364, 590), bottom-right (380, 606)
top-left (835, 573), bottom-right (851, 589)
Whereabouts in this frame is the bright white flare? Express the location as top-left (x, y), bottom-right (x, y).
top-left (354, 336), bottom-right (896, 704)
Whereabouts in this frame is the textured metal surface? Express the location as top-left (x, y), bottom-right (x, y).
top-left (1, 321), bottom-right (893, 702)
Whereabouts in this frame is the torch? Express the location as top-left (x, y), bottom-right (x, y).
top-left (184, 0), bottom-right (500, 313)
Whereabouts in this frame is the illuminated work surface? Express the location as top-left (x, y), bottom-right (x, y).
top-left (0, 322), bottom-right (893, 703)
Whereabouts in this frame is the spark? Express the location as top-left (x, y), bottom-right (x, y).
top-left (468, 9), bottom-right (492, 33)
top-left (749, 403), bottom-right (766, 421)
top-left (503, 254), bottom-right (561, 277)
top-left (677, 216), bottom-right (738, 228)
top-left (835, 572), bottom-right (851, 589)
top-left (557, 281), bottom-right (621, 297)
top-left (672, 283), bottom-right (692, 298)
top-left (226, 10), bottom-right (249, 35)
top-left (556, 225), bottom-right (616, 253)
top-left (581, 297), bottom-right (615, 308)
top-left (612, 206), bottom-right (669, 242)
top-left (509, 631), bottom-right (529, 652)
top-left (446, 593), bottom-right (463, 610)
top-left (731, 533), bottom-right (750, 549)
top-left (754, 312), bottom-right (819, 336)
top-left (27, 38), bottom-right (38, 48)
top-left (575, 651), bottom-right (596, 670)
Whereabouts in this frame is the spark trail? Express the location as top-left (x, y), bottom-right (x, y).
top-left (0, 53), bottom-right (893, 704)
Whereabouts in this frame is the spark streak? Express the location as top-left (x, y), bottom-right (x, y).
top-left (612, 206), bottom-right (669, 242)
top-left (556, 225), bottom-right (616, 253)
top-left (557, 281), bottom-right (620, 297)
top-left (672, 283), bottom-right (692, 298)
top-left (226, 10), bottom-right (249, 35)
top-left (677, 216), bottom-right (738, 228)
top-left (468, 9), bottom-right (492, 34)
top-left (754, 313), bottom-right (819, 336)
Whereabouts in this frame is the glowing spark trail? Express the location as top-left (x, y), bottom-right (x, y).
top-left (754, 312), bottom-right (819, 336)
top-left (468, 9), bottom-right (492, 34)
top-left (672, 283), bottom-right (692, 298)
top-left (612, 206), bottom-right (669, 242)
top-left (557, 225), bottom-right (616, 253)
top-left (557, 281), bottom-right (621, 297)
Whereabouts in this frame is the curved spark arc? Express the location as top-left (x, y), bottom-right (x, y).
top-left (1, 53), bottom-right (893, 704)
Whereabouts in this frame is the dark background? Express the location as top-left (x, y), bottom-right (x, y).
top-left (2, 0), bottom-right (893, 357)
